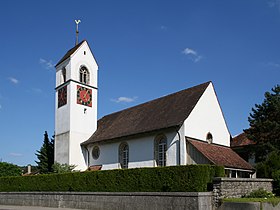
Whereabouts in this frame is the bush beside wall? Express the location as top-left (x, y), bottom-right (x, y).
top-left (0, 165), bottom-right (224, 192)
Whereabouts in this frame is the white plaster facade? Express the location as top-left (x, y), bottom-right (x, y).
top-left (55, 41), bottom-right (98, 171)
top-left (87, 130), bottom-right (181, 170)
top-left (184, 83), bottom-right (230, 147)
top-left (85, 83), bottom-right (231, 170)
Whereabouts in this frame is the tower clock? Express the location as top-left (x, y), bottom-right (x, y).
top-left (77, 85), bottom-right (92, 107)
top-left (58, 85), bottom-right (67, 108)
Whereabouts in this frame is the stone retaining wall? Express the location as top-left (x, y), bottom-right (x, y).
top-left (212, 178), bottom-right (273, 206)
top-left (0, 192), bottom-right (213, 210)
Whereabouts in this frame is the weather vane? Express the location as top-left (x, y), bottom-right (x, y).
top-left (75, 19), bottom-right (81, 46)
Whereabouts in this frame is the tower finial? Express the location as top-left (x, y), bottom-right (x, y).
top-left (75, 19), bottom-right (81, 46)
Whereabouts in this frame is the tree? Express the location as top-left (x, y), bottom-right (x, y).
top-left (244, 84), bottom-right (280, 162)
top-left (35, 131), bottom-right (54, 173)
top-left (0, 162), bottom-right (21, 177)
top-left (52, 162), bottom-right (76, 173)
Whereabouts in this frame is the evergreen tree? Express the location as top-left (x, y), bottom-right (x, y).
top-left (244, 85), bottom-right (280, 162)
top-left (35, 131), bottom-right (54, 173)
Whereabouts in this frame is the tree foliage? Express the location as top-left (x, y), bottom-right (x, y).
top-left (244, 85), bottom-right (280, 162)
top-left (52, 162), bottom-right (76, 174)
top-left (35, 131), bottom-right (54, 174)
top-left (0, 162), bottom-right (21, 177)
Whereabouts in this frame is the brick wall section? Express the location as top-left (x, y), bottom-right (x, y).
top-left (212, 178), bottom-right (273, 206)
top-left (0, 192), bottom-right (213, 210)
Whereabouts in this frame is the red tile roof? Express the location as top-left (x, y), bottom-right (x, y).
top-left (231, 133), bottom-right (255, 147)
top-left (188, 138), bottom-right (254, 170)
top-left (82, 82), bottom-right (210, 145)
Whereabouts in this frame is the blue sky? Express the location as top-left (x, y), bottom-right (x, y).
top-left (0, 1), bottom-right (279, 166)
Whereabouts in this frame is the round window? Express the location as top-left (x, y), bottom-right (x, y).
top-left (92, 146), bottom-right (100, 160)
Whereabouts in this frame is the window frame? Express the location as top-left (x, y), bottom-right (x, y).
top-left (79, 66), bottom-right (90, 84)
top-left (119, 142), bottom-right (129, 169)
top-left (154, 134), bottom-right (167, 167)
top-left (92, 145), bottom-right (100, 160)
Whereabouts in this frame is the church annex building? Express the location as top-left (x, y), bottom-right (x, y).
top-left (54, 40), bottom-right (254, 178)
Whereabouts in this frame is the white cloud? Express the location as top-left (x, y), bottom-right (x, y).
top-left (8, 77), bottom-right (19, 84)
top-left (160, 25), bottom-right (167, 30)
top-left (111, 96), bottom-right (137, 103)
top-left (32, 88), bottom-right (43, 93)
top-left (40, 58), bottom-right (54, 69)
top-left (182, 48), bottom-right (203, 63)
top-left (9, 152), bottom-right (23, 157)
top-left (182, 48), bottom-right (197, 56)
top-left (267, 62), bottom-right (280, 68)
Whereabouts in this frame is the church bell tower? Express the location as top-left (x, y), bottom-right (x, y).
top-left (54, 40), bottom-right (98, 171)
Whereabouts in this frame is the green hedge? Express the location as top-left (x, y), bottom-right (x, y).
top-left (0, 165), bottom-right (224, 192)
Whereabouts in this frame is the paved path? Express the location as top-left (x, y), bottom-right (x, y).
top-left (0, 205), bottom-right (83, 210)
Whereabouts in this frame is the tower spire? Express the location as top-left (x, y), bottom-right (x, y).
top-left (75, 20), bottom-right (81, 46)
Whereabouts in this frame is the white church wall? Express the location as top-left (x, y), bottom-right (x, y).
top-left (70, 42), bottom-right (98, 88)
top-left (55, 41), bottom-right (98, 171)
top-left (68, 82), bottom-right (98, 135)
top-left (166, 131), bottom-right (179, 166)
top-left (184, 83), bottom-right (231, 146)
top-left (54, 132), bottom-right (70, 165)
top-left (55, 90), bottom-right (70, 134)
top-left (88, 142), bottom-right (119, 170)
top-left (88, 130), bottom-right (179, 170)
top-left (55, 60), bottom-right (71, 87)
top-left (68, 131), bottom-right (88, 171)
top-left (177, 125), bottom-right (187, 166)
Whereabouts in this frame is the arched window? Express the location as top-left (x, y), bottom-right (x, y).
top-left (79, 66), bottom-right (89, 84)
top-left (154, 135), bottom-right (167, 167)
top-left (119, 142), bottom-right (129, 169)
top-left (206, 132), bottom-right (213, 144)
top-left (61, 67), bottom-right (66, 84)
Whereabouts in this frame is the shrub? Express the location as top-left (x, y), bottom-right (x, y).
top-left (272, 169), bottom-right (280, 196)
top-left (245, 188), bottom-right (275, 198)
top-left (0, 165), bottom-right (224, 192)
top-left (0, 162), bottom-right (21, 177)
top-left (52, 162), bottom-right (76, 173)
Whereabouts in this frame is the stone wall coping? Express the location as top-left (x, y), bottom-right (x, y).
top-left (213, 177), bottom-right (273, 182)
top-left (0, 191), bottom-right (212, 197)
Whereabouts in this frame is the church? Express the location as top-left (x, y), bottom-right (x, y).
top-left (54, 40), bottom-right (254, 178)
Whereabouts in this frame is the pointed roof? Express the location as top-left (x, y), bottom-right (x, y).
top-left (188, 138), bottom-right (254, 170)
top-left (82, 81), bottom-right (211, 145)
top-left (55, 40), bottom-right (86, 67)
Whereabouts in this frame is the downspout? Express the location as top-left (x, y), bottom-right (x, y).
top-left (84, 145), bottom-right (90, 168)
top-left (176, 127), bottom-right (181, 165)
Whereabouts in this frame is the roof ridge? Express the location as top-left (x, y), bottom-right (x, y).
top-left (99, 81), bottom-right (211, 121)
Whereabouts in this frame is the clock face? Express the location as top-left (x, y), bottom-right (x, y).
top-left (77, 85), bottom-right (92, 107)
top-left (58, 85), bottom-right (67, 108)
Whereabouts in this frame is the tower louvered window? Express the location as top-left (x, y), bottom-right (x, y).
top-left (79, 66), bottom-right (90, 84)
